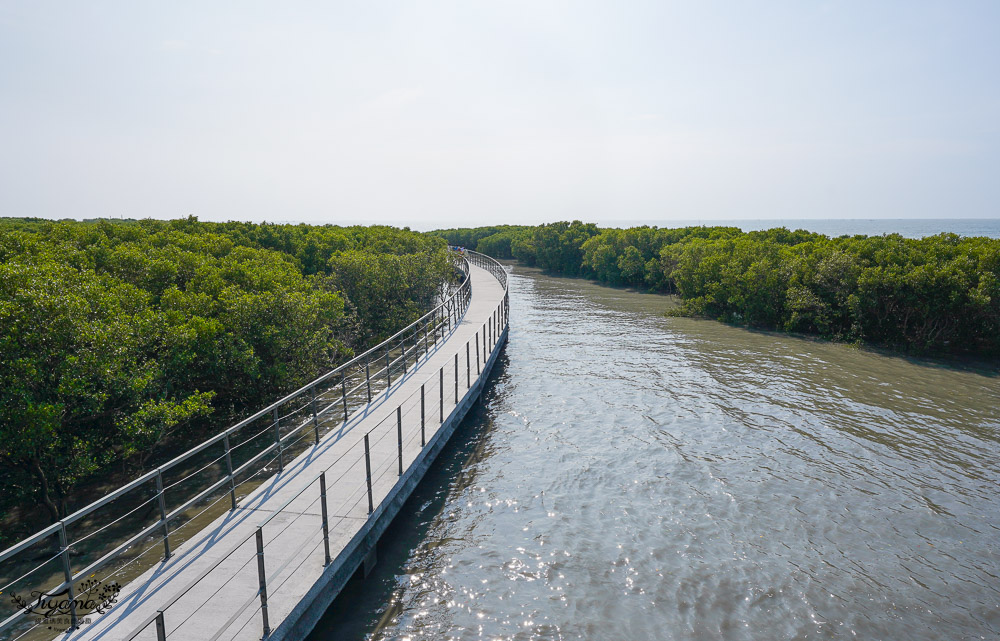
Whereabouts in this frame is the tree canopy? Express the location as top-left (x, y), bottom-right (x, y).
top-left (436, 222), bottom-right (1000, 357)
top-left (0, 217), bottom-right (454, 534)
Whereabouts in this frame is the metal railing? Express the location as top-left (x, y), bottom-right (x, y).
top-left (466, 249), bottom-right (507, 290)
top-left (0, 254), bottom-right (482, 640)
top-left (450, 246), bottom-right (507, 290)
top-left (117, 256), bottom-right (508, 640)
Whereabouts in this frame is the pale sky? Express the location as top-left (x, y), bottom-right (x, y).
top-left (1, 1), bottom-right (998, 229)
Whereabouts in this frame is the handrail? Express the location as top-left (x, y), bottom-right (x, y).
top-left (117, 249), bottom-right (510, 641)
top-left (0, 252), bottom-right (475, 638)
top-left (133, 255), bottom-right (472, 479)
top-left (465, 248), bottom-right (507, 289)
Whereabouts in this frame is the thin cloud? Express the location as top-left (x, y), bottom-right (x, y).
top-left (369, 88), bottom-right (425, 111)
top-left (161, 39), bottom-right (192, 51)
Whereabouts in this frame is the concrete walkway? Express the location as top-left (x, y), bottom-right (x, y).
top-left (68, 262), bottom-right (508, 641)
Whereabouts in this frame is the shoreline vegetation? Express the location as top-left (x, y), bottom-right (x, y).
top-left (0, 217), bottom-right (455, 540)
top-left (431, 222), bottom-right (1000, 358)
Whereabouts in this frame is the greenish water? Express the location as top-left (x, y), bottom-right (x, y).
top-left (309, 265), bottom-right (1000, 640)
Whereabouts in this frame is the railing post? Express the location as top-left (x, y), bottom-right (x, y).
top-left (311, 386), bottom-right (320, 445)
top-left (483, 323), bottom-right (487, 360)
top-left (364, 434), bottom-right (374, 514)
top-left (423, 322), bottom-right (429, 357)
top-left (401, 339), bottom-right (407, 374)
top-left (320, 473), bottom-right (331, 566)
top-left (224, 433), bottom-right (236, 510)
top-left (476, 331), bottom-right (481, 375)
top-left (155, 471), bottom-right (171, 560)
top-left (255, 527), bottom-right (270, 638)
top-left (274, 408), bottom-right (283, 473)
top-left (420, 383), bottom-right (426, 447)
top-left (439, 367), bottom-right (444, 423)
top-left (155, 610), bottom-right (166, 641)
top-left (454, 353), bottom-right (459, 404)
top-left (397, 406), bottom-right (403, 476)
top-left (385, 350), bottom-right (391, 387)
top-left (466, 342), bottom-right (471, 388)
top-left (341, 373), bottom-right (349, 423)
top-left (365, 359), bottom-right (372, 403)
top-left (58, 522), bottom-right (79, 630)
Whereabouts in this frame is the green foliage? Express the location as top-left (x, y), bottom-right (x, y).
top-left (0, 217), bottom-right (453, 526)
top-left (532, 221), bottom-right (599, 276)
top-left (327, 248), bottom-right (452, 343)
top-left (442, 222), bottom-right (1000, 357)
top-left (428, 225), bottom-right (529, 252)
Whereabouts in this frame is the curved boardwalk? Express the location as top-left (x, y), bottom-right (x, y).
top-left (59, 260), bottom-right (508, 641)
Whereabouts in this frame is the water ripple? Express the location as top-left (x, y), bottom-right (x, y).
top-left (311, 267), bottom-right (1000, 641)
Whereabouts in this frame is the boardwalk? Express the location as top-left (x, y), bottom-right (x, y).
top-left (0, 252), bottom-right (508, 641)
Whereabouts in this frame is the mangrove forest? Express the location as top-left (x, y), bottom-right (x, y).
top-left (0, 217), bottom-right (456, 541)
top-left (433, 222), bottom-right (1000, 357)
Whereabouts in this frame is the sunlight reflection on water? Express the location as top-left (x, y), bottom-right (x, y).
top-left (309, 265), bottom-right (1000, 641)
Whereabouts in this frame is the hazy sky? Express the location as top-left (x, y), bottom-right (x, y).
top-left (1, 1), bottom-right (998, 229)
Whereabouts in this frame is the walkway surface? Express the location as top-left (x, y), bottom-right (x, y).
top-left (67, 262), bottom-right (508, 641)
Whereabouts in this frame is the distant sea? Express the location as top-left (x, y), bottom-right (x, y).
top-left (619, 218), bottom-right (1000, 239)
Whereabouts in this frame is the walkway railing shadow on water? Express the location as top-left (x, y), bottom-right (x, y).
top-left (0, 250), bottom-right (508, 641)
